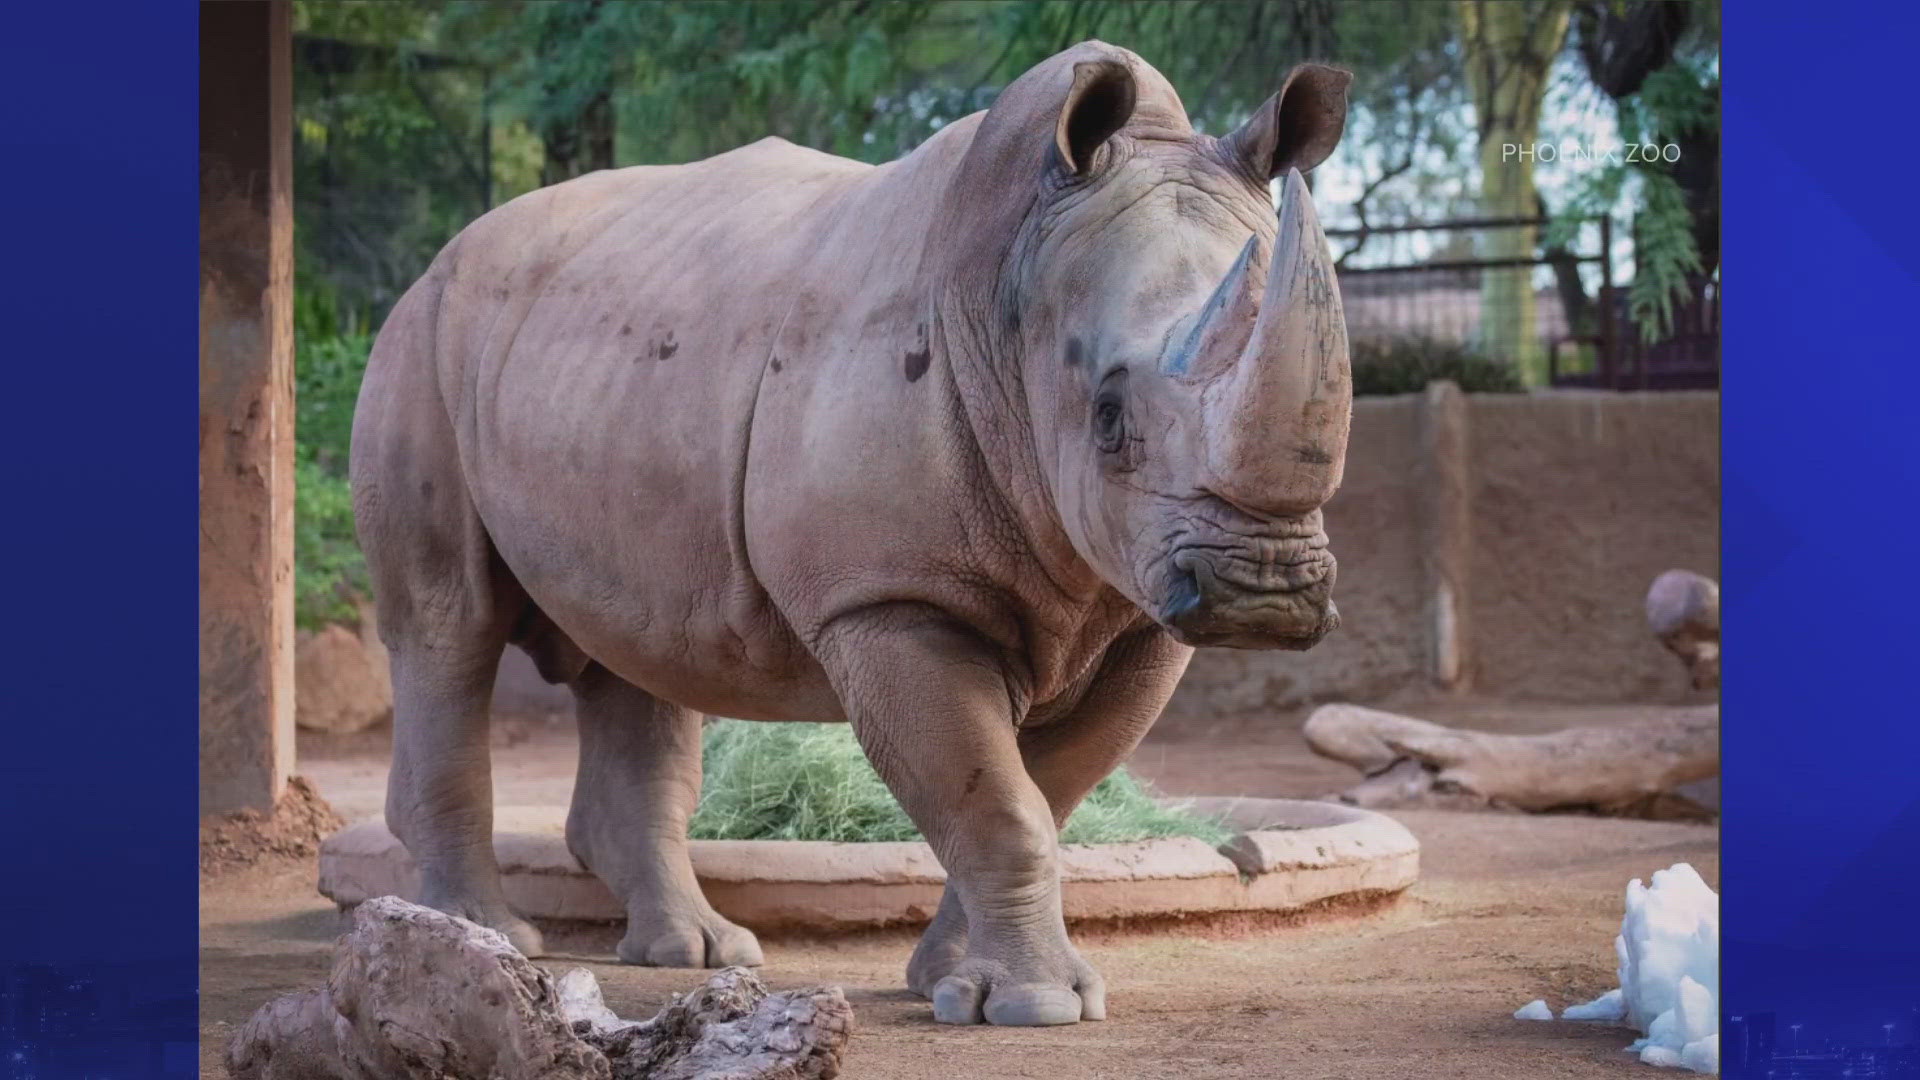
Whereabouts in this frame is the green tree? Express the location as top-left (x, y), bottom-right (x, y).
top-left (1560, 0), bottom-right (1718, 343)
top-left (1458, 0), bottom-right (1570, 385)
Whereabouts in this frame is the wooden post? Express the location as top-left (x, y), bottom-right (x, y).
top-left (200, 1), bottom-right (296, 815)
top-left (1416, 380), bottom-right (1472, 689)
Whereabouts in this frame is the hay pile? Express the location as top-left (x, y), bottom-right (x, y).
top-left (688, 720), bottom-right (1228, 845)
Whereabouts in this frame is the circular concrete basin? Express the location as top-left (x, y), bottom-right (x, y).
top-left (318, 798), bottom-right (1418, 931)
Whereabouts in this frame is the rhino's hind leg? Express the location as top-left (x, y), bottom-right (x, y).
top-left (565, 664), bottom-right (763, 968)
top-left (355, 288), bottom-right (544, 958)
top-left (382, 633), bottom-right (545, 958)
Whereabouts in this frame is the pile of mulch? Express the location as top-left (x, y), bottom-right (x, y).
top-left (201, 776), bottom-right (347, 877)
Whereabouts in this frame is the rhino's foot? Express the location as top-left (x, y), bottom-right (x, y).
top-left (418, 892), bottom-right (546, 958)
top-left (930, 952), bottom-right (1106, 1026)
top-left (906, 936), bottom-right (966, 1000)
top-left (906, 896), bottom-right (968, 998)
top-left (619, 907), bottom-right (764, 968)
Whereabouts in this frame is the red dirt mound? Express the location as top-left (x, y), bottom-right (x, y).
top-left (201, 776), bottom-right (346, 877)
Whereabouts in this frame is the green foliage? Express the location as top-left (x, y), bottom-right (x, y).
top-left (296, 312), bottom-right (373, 477)
top-left (295, 450), bottom-right (367, 631)
top-left (687, 719), bottom-right (1231, 845)
top-left (293, 290), bottom-right (376, 629)
top-left (1622, 167), bottom-right (1703, 343)
top-left (1350, 336), bottom-right (1524, 396)
top-left (1546, 39), bottom-right (1716, 344)
top-left (291, 0), bottom-right (1717, 356)
top-left (1613, 61), bottom-right (1710, 342)
top-left (293, 0), bottom-right (492, 322)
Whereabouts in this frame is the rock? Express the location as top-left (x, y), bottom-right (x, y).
top-left (1645, 570), bottom-right (1719, 691)
top-left (227, 896), bottom-right (606, 1080)
top-left (227, 897), bottom-right (853, 1080)
top-left (295, 601), bottom-right (391, 734)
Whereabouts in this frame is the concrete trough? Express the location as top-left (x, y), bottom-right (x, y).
top-left (318, 799), bottom-right (1419, 931)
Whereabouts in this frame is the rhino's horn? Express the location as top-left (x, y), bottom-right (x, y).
top-left (1203, 168), bottom-right (1352, 514)
top-left (1169, 234), bottom-right (1261, 377)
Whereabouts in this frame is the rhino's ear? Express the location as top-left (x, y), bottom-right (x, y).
top-left (1054, 59), bottom-right (1137, 175)
top-left (1226, 63), bottom-right (1352, 181)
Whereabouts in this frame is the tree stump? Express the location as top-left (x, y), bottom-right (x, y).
top-left (227, 897), bottom-right (852, 1080)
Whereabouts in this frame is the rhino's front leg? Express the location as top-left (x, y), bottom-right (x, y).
top-left (816, 605), bottom-right (1097, 1026)
top-left (565, 664), bottom-right (763, 968)
top-left (907, 625), bottom-right (1191, 1001)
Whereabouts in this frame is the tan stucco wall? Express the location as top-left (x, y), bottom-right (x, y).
top-left (1464, 391), bottom-right (1719, 702)
top-left (1166, 389), bottom-right (1719, 718)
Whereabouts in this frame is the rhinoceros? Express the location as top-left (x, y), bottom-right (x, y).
top-left (351, 40), bottom-right (1353, 1027)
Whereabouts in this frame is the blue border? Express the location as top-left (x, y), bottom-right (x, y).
top-left (1722, 0), bottom-right (1920, 1049)
top-left (0, 0), bottom-right (199, 1068)
top-left (0, 0), bottom-right (1915, 1068)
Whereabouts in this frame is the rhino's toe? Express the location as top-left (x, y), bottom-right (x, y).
top-left (930, 974), bottom-right (987, 1024)
top-left (619, 913), bottom-right (763, 968)
top-left (929, 957), bottom-right (1103, 1026)
top-left (984, 985), bottom-right (1084, 1026)
top-left (706, 921), bottom-right (765, 967)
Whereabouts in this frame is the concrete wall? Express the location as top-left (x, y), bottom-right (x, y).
top-left (1166, 389), bottom-right (1719, 718)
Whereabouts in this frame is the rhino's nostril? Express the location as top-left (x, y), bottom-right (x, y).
top-left (1162, 565), bottom-right (1204, 625)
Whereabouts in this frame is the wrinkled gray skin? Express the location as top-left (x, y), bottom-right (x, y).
top-left (351, 41), bottom-right (1354, 1027)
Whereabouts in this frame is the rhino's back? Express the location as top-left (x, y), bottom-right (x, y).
top-left (412, 139), bottom-right (880, 719)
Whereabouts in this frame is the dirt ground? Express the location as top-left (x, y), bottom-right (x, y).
top-left (201, 699), bottom-right (1718, 1078)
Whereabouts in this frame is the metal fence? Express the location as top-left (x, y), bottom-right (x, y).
top-left (1326, 215), bottom-right (1719, 391)
top-left (1551, 278), bottom-right (1720, 391)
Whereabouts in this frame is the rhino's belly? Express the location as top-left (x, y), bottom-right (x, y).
top-left (471, 448), bottom-right (839, 721)
top-left (468, 356), bottom-right (841, 721)
top-left (485, 505), bottom-right (842, 720)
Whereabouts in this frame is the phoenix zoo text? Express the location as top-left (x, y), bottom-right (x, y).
top-left (1502, 141), bottom-right (1681, 164)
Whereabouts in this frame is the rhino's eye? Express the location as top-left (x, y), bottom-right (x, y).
top-left (1092, 371), bottom-right (1127, 454)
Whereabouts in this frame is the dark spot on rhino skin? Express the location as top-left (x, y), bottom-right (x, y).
top-left (963, 767), bottom-right (984, 796)
top-left (904, 322), bottom-right (932, 382)
top-left (654, 331), bottom-right (678, 360)
top-left (770, 356), bottom-right (783, 373)
top-left (1296, 444), bottom-right (1334, 465)
top-left (1064, 336), bottom-right (1085, 368)
top-left (419, 478), bottom-right (435, 501)
top-left (620, 323), bottom-right (633, 337)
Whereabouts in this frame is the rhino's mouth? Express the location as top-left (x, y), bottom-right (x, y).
top-left (1158, 538), bottom-right (1339, 650)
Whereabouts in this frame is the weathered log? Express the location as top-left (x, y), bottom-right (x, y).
top-left (557, 964), bottom-right (853, 1080)
top-left (1303, 702), bottom-right (1719, 816)
top-left (1301, 569), bottom-right (1722, 817)
top-left (227, 897), bottom-right (852, 1080)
